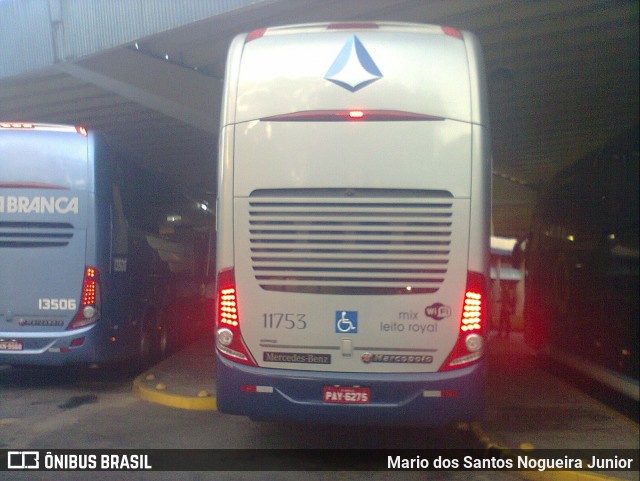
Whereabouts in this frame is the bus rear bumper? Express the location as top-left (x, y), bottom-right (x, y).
top-left (0, 325), bottom-right (127, 367)
top-left (216, 354), bottom-right (485, 426)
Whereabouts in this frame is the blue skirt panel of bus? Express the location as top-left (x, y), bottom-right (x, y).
top-left (0, 323), bottom-right (130, 366)
top-left (216, 354), bottom-right (485, 425)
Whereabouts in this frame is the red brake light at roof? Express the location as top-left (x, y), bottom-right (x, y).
top-left (0, 122), bottom-right (34, 129)
top-left (328, 23), bottom-right (379, 30)
top-left (0, 182), bottom-right (67, 190)
top-left (262, 110), bottom-right (445, 122)
top-left (245, 28), bottom-right (267, 43)
top-left (1, 123), bottom-right (87, 135)
top-left (442, 26), bottom-right (463, 39)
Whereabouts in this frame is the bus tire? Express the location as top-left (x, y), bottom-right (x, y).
top-left (551, 256), bottom-right (571, 323)
top-left (136, 310), bottom-right (159, 370)
top-left (523, 279), bottom-right (549, 352)
top-left (157, 326), bottom-right (170, 359)
top-left (138, 329), bottom-right (152, 365)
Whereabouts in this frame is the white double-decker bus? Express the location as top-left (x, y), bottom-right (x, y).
top-left (215, 22), bottom-right (491, 425)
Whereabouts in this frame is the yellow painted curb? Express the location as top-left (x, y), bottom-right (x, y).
top-left (467, 422), bottom-right (632, 481)
top-left (133, 375), bottom-right (217, 411)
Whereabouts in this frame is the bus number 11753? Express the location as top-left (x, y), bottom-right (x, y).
top-left (262, 313), bottom-right (307, 330)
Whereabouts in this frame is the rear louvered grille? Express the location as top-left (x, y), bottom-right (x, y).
top-left (249, 197), bottom-right (452, 295)
top-left (0, 221), bottom-right (73, 247)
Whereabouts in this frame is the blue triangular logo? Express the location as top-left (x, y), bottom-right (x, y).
top-left (325, 36), bottom-right (383, 92)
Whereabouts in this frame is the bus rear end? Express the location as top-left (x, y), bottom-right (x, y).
top-left (215, 23), bottom-right (491, 425)
top-left (0, 123), bottom-right (102, 366)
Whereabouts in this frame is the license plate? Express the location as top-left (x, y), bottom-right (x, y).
top-left (0, 340), bottom-right (23, 351)
top-left (323, 386), bottom-right (370, 404)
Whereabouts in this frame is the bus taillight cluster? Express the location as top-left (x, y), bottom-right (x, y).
top-left (68, 266), bottom-right (100, 330)
top-left (440, 272), bottom-right (486, 371)
top-left (216, 268), bottom-right (255, 366)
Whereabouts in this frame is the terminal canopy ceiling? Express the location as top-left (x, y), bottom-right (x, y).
top-left (0, 0), bottom-right (638, 236)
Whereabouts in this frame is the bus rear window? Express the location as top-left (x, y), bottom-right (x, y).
top-left (0, 131), bottom-right (88, 191)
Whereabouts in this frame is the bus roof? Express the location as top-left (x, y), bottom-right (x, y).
top-left (229, 22), bottom-right (486, 126)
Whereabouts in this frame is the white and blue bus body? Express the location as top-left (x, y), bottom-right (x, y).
top-left (0, 123), bottom-right (179, 367)
top-left (215, 22), bottom-right (491, 425)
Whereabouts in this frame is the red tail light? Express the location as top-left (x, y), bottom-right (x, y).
top-left (261, 110), bottom-right (445, 122)
top-left (245, 28), bottom-right (267, 43)
top-left (216, 268), bottom-right (256, 366)
top-left (68, 267), bottom-right (100, 330)
top-left (0, 182), bottom-right (66, 189)
top-left (440, 272), bottom-right (486, 371)
top-left (327, 22), bottom-right (379, 30)
top-left (442, 26), bottom-right (463, 39)
top-left (0, 122), bottom-right (34, 129)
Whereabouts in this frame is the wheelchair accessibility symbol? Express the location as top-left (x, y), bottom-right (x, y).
top-left (336, 311), bottom-right (358, 333)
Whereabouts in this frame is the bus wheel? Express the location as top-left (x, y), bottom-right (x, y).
top-left (137, 328), bottom-right (154, 369)
top-left (523, 283), bottom-right (547, 351)
top-left (552, 257), bottom-right (571, 323)
top-left (158, 327), bottom-right (169, 359)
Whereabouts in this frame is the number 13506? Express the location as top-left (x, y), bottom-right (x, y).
top-left (38, 298), bottom-right (77, 310)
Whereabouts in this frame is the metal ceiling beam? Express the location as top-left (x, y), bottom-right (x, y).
top-left (0, 0), bottom-right (267, 79)
top-left (58, 48), bottom-right (220, 133)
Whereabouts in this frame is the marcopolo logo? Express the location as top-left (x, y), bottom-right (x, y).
top-left (0, 195), bottom-right (79, 214)
top-left (361, 352), bottom-right (433, 364)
